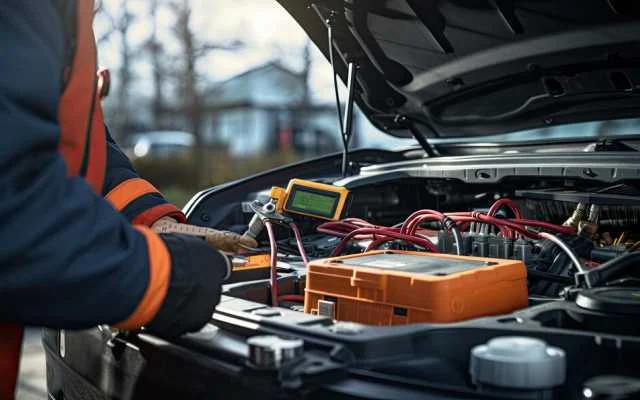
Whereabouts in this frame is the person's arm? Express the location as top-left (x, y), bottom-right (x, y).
top-left (102, 129), bottom-right (187, 226)
top-left (102, 129), bottom-right (258, 252)
top-left (0, 2), bottom-right (223, 337)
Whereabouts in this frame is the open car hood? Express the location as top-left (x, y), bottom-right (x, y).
top-left (278, 0), bottom-right (640, 139)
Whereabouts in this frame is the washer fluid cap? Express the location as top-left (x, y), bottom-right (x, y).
top-left (470, 336), bottom-right (566, 390)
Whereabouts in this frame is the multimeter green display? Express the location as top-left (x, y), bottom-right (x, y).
top-left (279, 179), bottom-right (350, 221)
top-left (288, 188), bottom-right (339, 218)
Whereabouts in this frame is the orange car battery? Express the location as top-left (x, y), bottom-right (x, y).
top-left (304, 250), bottom-right (528, 325)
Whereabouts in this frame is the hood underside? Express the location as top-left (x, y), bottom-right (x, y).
top-left (278, 0), bottom-right (640, 139)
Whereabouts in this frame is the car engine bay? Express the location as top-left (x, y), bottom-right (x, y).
top-left (43, 150), bottom-right (640, 400)
top-left (219, 170), bottom-right (640, 306)
top-left (178, 149), bottom-right (640, 399)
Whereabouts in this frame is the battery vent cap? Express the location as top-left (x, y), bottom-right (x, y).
top-left (470, 336), bottom-right (566, 390)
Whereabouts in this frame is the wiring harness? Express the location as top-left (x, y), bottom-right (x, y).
top-left (262, 198), bottom-right (581, 306)
top-left (320, 198), bottom-right (575, 257)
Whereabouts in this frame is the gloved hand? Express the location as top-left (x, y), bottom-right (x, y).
top-left (145, 233), bottom-right (229, 338)
top-left (151, 217), bottom-right (258, 254)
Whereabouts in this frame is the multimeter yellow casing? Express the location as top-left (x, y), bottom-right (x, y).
top-left (269, 186), bottom-right (288, 213)
top-left (269, 179), bottom-right (349, 221)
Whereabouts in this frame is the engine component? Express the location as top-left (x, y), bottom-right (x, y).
top-left (524, 235), bottom-right (587, 296)
top-left (470, 336), bottom-right (566, 392)
top-left (247, 335), bottom-right (304, 369)
top-left (590, 247), bottom-right (626, 263)
top-left (581, 376), bottom-right (640, 400)
top-left (574, 252), bottom-right (640, 289)
top-left (564, 202), bottom-right (589, 229)
top-left (576, 287), bottom-right (640, 315)
top-left (516, 186), bottom-right (640, 206)
top-left (436, 229), bottom-right (592, 297)
top-left (279, 234), bottom-right (344, 259)
top-left (304, 251), bottom-right (527, 325)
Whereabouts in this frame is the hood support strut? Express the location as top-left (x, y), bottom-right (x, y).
top-left (326, 6), bottom-right (435, 162)
top-left (328, 18), bottom-right (357, 178)
top-left (341, 61), bottom-right (357, 177)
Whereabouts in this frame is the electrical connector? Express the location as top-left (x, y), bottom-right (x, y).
top-left (488, 235), bottom-right (500, 258)
top-left (563, 202), bottom-right (587, 229)
top-left (472, 235), bottom-right (489, 257)
top-left (462, 232), bottom-right (475, 256)
top-left (513, 238), bottom-right (535, 265)
top-left (437, 230), bottom-right (454, 254)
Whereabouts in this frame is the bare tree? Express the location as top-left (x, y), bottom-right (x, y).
top-left (169, 0), bottom-right (204, 184)
top-left (117, 0), bottom-right (135, 139)
top-left (94, 1), bottom-right (116, 45)
top-left (99, 0), bottom-right (136, 142)
top-left (301, 40), bottom-right (312, 106)
top-left (292, 40), bottom-right (313, 155)
top-left (168, 0), bottom-right (243, 186)
top-left (146, 0), bottom-right (166, 129)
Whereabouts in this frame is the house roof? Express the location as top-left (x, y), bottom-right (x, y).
top-left (212, 61), bottom-right (302, 87)
top-left (203, 61), bottom-right (313, 108)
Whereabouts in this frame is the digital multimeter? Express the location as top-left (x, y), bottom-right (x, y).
top-left (270, 179), bottom-right (350, 221)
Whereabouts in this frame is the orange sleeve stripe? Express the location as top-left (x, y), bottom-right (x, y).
top-left (106, 178), bottom-right (160, 211)
top-left (132, 203), bottom-right (187, 227)
top-left (114, 226), bottom-right (171, 330)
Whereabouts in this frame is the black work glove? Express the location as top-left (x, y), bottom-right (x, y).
top-left (145, 234), bottom-right (230, 338)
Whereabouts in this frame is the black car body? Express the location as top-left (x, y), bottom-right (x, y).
top-left (45, 1), bottom-right (640, 399)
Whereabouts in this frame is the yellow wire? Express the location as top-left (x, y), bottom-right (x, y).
top-left (628, 241), bottom-right (640, 253)
top-left (613, 232), bottom-right (626, 246)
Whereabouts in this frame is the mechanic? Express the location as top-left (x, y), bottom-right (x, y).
top-left (0, 1), bottom-right (256, 397)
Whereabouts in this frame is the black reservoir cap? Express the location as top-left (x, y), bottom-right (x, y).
top-left (576, 287), bottom-right (640, 315)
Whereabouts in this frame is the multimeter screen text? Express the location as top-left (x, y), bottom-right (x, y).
top-left (288, 189), bottom-right (338, 217)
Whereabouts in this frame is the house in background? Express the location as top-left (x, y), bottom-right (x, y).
top-left (107, 61), bottom-right (366, 157)
top-left (200, 62), bottom-right (356, 157)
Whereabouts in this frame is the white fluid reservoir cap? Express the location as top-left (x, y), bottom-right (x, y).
top-left (470, 336), bottom-right (566, 390)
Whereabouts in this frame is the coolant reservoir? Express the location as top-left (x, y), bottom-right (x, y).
top-left (470, 336), bottom-right (566, 391)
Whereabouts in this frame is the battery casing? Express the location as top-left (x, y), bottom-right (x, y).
top-left (304, 250), bottom-right (528, 325)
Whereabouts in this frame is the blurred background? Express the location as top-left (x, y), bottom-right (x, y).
top-left (93, 0), bottom-right (412, 206)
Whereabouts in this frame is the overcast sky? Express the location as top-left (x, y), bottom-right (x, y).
top-left (96, 0), bottom-right (336, 100)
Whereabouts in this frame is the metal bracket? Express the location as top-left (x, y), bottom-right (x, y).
top-left (249, 200), bottom-right (292, 224)
top-left (59, 330), bottom-right (65, 358)
top-left (244, 199), bottom-right (292, 241)
top-left (242, 348), bottom-right (347, 394)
